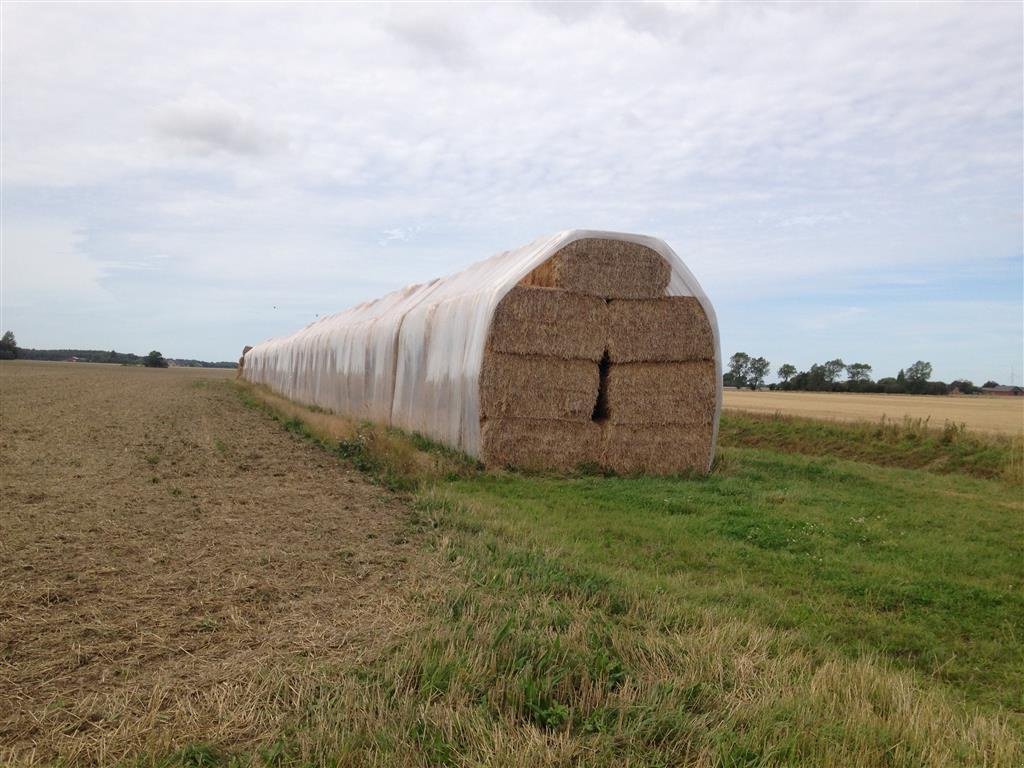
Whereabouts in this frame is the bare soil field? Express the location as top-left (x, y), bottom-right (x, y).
top-left (0, 361), bottom-right (436, 765)
top-left (724, 389), bottom-right (1024, 435)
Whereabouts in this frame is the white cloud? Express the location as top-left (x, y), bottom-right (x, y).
top-left (0, 1), bottom-right (1019, 373)
top-left (153, 94), bottom-right (283, 157)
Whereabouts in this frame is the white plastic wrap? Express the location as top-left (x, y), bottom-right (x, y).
top-left (243, 230), bottom-right (722, 466)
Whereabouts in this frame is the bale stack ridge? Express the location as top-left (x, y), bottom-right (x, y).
top-left (480, 238), bottom-right (716, 474)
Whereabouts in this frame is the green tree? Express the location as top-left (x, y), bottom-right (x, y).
top-left (143, 350), bottom-right (169, 368)
top-left (906, 360), bottom-right (932, 383)
top-left (747, 357), bottom-right (771, 390)
top-left (777, 363), bottom-right (797, 383)
top-left (822, 358), bottom-right (846, 384)
top-left (846, 362), bottom-right (873, 383)
top-left (0, 330), bottom-right (17, 360)
top-left (904, 361), bottom-right (932, 394)
top-left (728, 352), bottom-right (751, 388)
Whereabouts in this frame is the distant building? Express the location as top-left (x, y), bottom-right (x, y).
top-left (981, 384), bottom-right (1023, 397)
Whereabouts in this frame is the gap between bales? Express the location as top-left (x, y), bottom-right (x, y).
top-left (216, 380), bottom-right (1024, 767)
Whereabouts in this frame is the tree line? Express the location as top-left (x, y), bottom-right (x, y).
top-left (0, 331), bottom-right (235, 369)
top-left (725, 352), bottom-right (985, 395)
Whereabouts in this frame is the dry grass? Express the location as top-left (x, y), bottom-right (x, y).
top-left (725, 389), bottom-right (1024, 435)
top-left (0, 362), bottom-right (444, 765)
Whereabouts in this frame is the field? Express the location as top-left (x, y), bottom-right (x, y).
top-left (2, 361), bottom-right (1022, 767)
top-left (724, 389), bottom-right (1024, 435)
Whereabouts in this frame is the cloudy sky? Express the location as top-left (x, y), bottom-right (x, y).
top-left (2, 1), bottom-right (1021, 382)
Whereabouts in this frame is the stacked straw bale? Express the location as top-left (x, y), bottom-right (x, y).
top-left (242, 230), bottom-right (720, 475)
top-left (480, 239), bottom-right (716, 474)
top-left (236, 345), bottom-right (253, 378)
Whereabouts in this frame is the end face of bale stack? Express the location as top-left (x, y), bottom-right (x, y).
top-left (480, 237), bottom-right (717, 475)
top-left (519, 237), bottom-right (670, 299)
top-left (237, 345), bottom-right (253, 378)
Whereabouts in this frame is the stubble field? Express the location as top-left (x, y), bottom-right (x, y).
top-left (2, 361), bottom-right (1021, 767)
top-left (724, 388), bottom-right (1024, 435)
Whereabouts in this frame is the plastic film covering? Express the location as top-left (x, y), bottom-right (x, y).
top-left (242, 230), bottom-right (722, 469)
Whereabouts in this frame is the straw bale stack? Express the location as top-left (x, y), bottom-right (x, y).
top-left (481, 419), bottom-right (601, 472)
top-left (236, 345), bottom-right (253, 378)
top-left (487, 286), bottom-right (607, 360)
top-left (243, 230), bottom-right (719, 475)
top-left (606, 297), bottom-right (714, 362)
top-left (520, 238), bottom-right (670, 299)
top-left (479, 238), bottom-right (716, 474)
top-left (599, 424), bottom-right (714, 476)
top-left (480, 352), bottom-right (599, 421)
top-left (603, 361), bottom-right (716, 425)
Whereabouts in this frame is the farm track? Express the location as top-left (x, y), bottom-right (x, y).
top-left (0, 362), bottom-right (435, 765)
top-left (724, 389), bottom-right (1024, 435)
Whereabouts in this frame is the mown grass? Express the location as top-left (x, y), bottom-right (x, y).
top-left (719, 410), bottom-right (1024, 483)
top-left (197, 381), bottom-right (1024, 767)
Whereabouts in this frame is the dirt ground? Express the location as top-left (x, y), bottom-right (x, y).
top-left (724, 388), bottom-right (1024, 435)
top-left (0, 361), bottom-right (434, 765)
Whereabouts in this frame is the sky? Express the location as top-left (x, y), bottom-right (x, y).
top-left (2, 1), bottom-right (1021, 383)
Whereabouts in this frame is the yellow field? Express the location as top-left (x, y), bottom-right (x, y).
top-left (724, 389), bottom-right (1024, 435)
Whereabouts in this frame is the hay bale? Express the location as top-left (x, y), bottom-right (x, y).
top-left (600, 423), bottom-right (714, 475)
top-left (606, 296), bottom-right (714, 362)
top-left (521, 238), bottom-right (670, 299)
top-left (481, 418), bottom-right (600, 471)
top-left (237, 345), bottom-right (254, 378)
top-left (604, 361), bottom-right (716, 425)
top-left (487, 286), bottom-right (607, 361)
top-left (481, 352), bottom-right (600, 421)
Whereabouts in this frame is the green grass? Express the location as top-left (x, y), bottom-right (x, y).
top-left (719, 410), bottom-right (1023, 482)
top-left (431, 448), bottom-right (1023, 711)
top-left (189, 382), bottom-right (1024, 767)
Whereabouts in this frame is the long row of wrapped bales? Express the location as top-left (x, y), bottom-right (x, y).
top-left (242, 230), bottom-right (722, 474)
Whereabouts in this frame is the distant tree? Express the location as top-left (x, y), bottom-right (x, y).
top-left (747, 357), bottom-right (771, 390)
top-left (900, 361), bottom-right (931, 393)
top-left (949, 379), bottom-right (977, 395)
top-left (846, 362), bottom-right (873, 383)
top-left (822, 358), bottom-right (846, 384)
top-left (896, 369), bottom-right (906, 385)
top-left (777, 363), bottom-right (797, 383)
top-left (805, 364), bottom-right (828, 390)
top-left (983, 380), bottom-right (999, 389)
top-left (905, 360), bottom-right (932, 384)
top-left (728, 352), bottom-right (751, 388)
top-left (785, 370), bottom-right (811, 391)
top-left (877, 376), bottom-right (901, 393)
top-left (143, 350), bottom-right (169, 368)
top-left (0, 331), bottom-right (16, 360)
